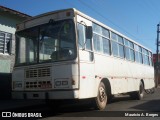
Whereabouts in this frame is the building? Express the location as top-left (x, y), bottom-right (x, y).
top-left (0, 6), bottom-right (31, 72)
top-left (0, 6), bottom-right (31, 99)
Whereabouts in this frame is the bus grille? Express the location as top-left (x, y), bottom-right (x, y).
top-left (25, 81), bottom-right (52, 89)
top-left (25, 67), bottom-right (51, 78)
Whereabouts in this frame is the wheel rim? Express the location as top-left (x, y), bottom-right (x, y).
top-left (99, 86), bottom-right (106, 102)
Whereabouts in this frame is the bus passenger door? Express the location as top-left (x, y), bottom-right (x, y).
top-left (77, 21), bottom-right (96, 98)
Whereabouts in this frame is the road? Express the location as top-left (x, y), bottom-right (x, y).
top-left (2, 88), bottom-right (160, 120)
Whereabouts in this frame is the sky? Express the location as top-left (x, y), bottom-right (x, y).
top-left (0, 0), bottom-right (159, 53)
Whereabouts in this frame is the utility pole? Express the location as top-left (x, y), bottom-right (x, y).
top-left (156, 24), bottom-right (160, 87)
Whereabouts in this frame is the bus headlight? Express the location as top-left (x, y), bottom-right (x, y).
top-left (54, 79), bottom-right (69, 88)
top-left (13, 81), bottom-right (22, 89)
top-left (55, 81), bottom-right (61, 86)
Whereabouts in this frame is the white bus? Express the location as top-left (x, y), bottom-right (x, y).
top-left (12, 8), bottom-right (155, 110)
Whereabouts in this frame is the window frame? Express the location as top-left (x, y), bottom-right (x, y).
top-left (91, 23), bottom-right (153, 67)
top-left (124, 39), bottom-right (135, 61)
top-left (77, 23), bottom-right (92, 51)
top-left (111, 32), bottom-right (125, 58)
top-left (0, 31), bottom-right (12, 55)
top-left (93, 23), bottom-right (111, 55)
top-left (142, 48), bottom-right (150, 66)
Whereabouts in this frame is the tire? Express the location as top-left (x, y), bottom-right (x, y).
top-left (137, 81), bottom-right (144, 100)
top-left (130, 81), bottom-right (144, 100)
top-left (94, 82), bottom-right (107, 110)
top-left (151, 87), bottom-right (155, 94)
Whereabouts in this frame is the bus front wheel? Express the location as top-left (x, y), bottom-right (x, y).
top-left (94, 82), bottom-right (107, 110)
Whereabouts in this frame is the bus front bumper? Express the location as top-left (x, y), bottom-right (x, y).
top-left (12, 90), bottom-right (79, 99)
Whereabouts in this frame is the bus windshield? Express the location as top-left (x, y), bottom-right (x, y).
top-left (15, 19), bottom-right (76, 66)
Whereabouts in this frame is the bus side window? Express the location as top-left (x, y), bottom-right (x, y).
top-left (111, 32), bottom-right (118, 57)
top-left (78, 23), bottom-right (93, 61)
top-left (77, 23), bottom-right (92, 51)
top-left (77, 23), bottom-right (85, 49)
top-left (112, 41), bottom-right (118, 57)
top-left (118, 36), bottom-right (124, 58)
top-left (102, 38), bottom-right (110, 55)
top-left (93, 34), bottom-right (101, 52)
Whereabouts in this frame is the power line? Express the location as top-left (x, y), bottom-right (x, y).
top-left (77, 0), bottom-right (140, 40)
top-left (145, 0), bottom-right (160, 17)
top-left (64, 0), bottom-right (156, 52)
top-left (97, 0), bottom-right (157, 51)
top-left (148, 0), bottom-right (160, 16)
top-left (137, 0), bottom-right (158, 52)
top-left (77, 0), bottom-right (155, 50)
top-left (138, 0), bottom-right (159, 20)
top-left (62, 0), bottom-right (76, 8)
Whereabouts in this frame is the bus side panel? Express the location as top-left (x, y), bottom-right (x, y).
top-left (142, 66), bottom-right (155, 89)
top-left (78, 52), bottom-right (154, 99)
top-left (78, 62), bottom-right (97, 98)
top-left (78, 50), bottom-right (98, 99)
top-left (94, 53), bottom-right (155, 94)
top-left (94, 54), bottom-right (130, 94)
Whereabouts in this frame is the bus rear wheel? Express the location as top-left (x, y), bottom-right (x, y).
top-left (94, 82), bottom-right (107, 110)
top-left (138, 81), bottom-right (144, 99)
top-left (130, 81), bottom-right (144, 100)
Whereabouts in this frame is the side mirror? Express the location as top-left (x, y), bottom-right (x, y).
top-left (86, 26), bottom-right (93, 39)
